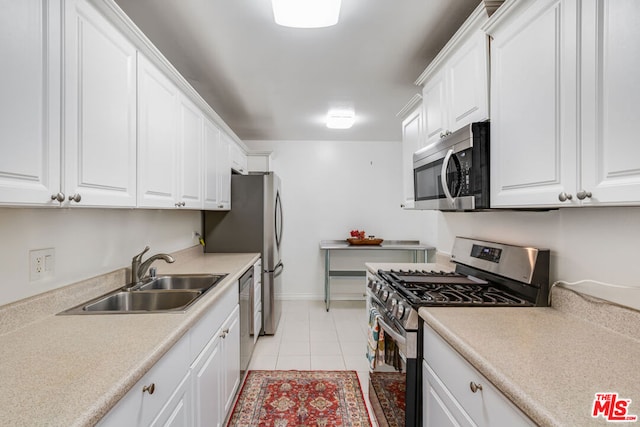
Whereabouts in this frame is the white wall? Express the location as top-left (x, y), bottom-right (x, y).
top-left (437, 207), bottom-right (640, 286)
top-left (0, 208), bottom-right (201, 306)
top-left (245, 139), bottom-right (438, 300)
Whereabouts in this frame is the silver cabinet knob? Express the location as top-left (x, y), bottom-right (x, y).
top-left (470, 382), bottom-right (483, 393)
top-left (142, 383), bottom-right (155, 394)
top-left (51, 192), bottom-right (65, 203)
top-left (218, 204), bottom-right (224, 209)
top-left (576, 190), bottom-right (592, 200)
top-left (68, 193), bottom-right (81, 203)
top-left (181, 202), bottom-right (186, 206)
top-left (558, 192), bottom-right (573, 202)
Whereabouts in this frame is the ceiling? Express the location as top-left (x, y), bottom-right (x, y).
top-left (113, 0), bottom-right (480, 142)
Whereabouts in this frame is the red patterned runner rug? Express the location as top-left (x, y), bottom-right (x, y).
top-left (369, 372), bottom-right (405, 427)
top-left (227, 370), bottom-right (372, 426)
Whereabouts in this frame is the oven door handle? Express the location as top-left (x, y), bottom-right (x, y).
top-left (377, 316), bottom-right (406, 347)
top-left (440, 148), bottom-right (455, 207)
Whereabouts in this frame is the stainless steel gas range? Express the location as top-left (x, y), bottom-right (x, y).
top-left (366, 237), bottom-right (550, 427)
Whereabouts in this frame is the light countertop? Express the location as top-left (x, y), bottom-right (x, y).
top-left (0, 247), bottom-right (259, 427)
top-left (420, 285), bottom-right (640, 426)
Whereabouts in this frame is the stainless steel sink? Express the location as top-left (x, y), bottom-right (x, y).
top-left (59, 273), bottom-right (228, 315)
top-left (82, 290), bottom-right (201, 312)
top-left (136, 274), bottom-right (225, 292)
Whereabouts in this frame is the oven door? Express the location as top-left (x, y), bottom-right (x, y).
top-left (367, 293), bottom-right (419, 427)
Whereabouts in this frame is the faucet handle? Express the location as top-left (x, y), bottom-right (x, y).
top-left (133, 246), bottom-right (150, 262)
top-left (149, 267), bottom-right (157, 278)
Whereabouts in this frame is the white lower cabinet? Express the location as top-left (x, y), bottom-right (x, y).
top-left (151, 371), bottom-right (192, 427)
top-left (422, 325), bottom-right (533, 427)
top-left (99, 284), bottom-right (240, 426)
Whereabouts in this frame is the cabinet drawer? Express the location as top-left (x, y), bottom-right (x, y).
top-left (423, 326), bottom-right (533, 427)
top-left (190, 283), bottom-right (238, 360)
top-left (99, 333), bottom-right (190, 426)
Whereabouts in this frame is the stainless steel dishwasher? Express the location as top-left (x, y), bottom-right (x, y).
top-left (239, 267), bottom-right (254, 379)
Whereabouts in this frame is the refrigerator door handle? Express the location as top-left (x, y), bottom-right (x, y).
top-left (266, 261), bottom-right (284, 276)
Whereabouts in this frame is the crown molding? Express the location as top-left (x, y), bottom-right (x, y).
top-left (396, 94), bottom-right (423, 118)
top-left (415, 2), bottom-right (491, 86)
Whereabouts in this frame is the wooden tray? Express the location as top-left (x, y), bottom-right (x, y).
top-left (346, 238), bottom-right (384, 246)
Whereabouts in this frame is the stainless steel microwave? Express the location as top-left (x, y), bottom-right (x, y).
top-left (413, 122), bottom-right (489, 211)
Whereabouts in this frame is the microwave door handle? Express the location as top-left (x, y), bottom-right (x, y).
top-left (440, 148), bottom-right (456, 207)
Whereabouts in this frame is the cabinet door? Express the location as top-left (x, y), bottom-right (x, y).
top-left (177, 95), bottom-right (203, 209)
top-left (423, 361), bottom-right (473, 427)
top-left (217, 133), bottom-right (232, 210)
top-left (137, 54), bottom-right (178, 208)
top-left (222, 305), bottom-right (241, 415)
top-left (203, 119), bottom-right (221, 210)
top-left (0, 0), bottom-right (61, 206)
top-left (151, 371), bottom-right (192, 427)
top-left (488, 0), bottom-right (578, 208)
top-left (191, 331), bottom-right (224, 427)
top-left (423, 71), bottom-right (448, 146)
top-left (580, 0), bottom-right (640, 205)
top-left (401, 103), bottom-right (422, 209)
top-left (447, 31), bottom-right (489, 131)
top-left (64, 0), bottom-right (137, 207)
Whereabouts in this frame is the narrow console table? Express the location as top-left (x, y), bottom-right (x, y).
top-left (319, 240), bottom-right (434, 311)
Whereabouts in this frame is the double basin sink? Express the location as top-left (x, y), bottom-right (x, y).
top-left (60, 274), bottom-right (227, 315)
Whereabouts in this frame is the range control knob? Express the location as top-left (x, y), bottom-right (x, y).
top-left (396, 304), bottom-right (405, 319)
top-left (381, 290), bottom-right (389, 301)
top-left (372, 282), bottom-right (380, 293)
top-left (390, 298), bottom-right (397, 307)
top-left (367, 279), bottom-right (374, 289)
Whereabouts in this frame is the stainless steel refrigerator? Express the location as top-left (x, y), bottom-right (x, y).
top-left (203, 172), bottom-right (283, 335)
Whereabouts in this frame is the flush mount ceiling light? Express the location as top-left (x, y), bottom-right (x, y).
top-left (326, 108), bottom-right (355, 129)
top-left (271, 0), bottom-right (342, 28)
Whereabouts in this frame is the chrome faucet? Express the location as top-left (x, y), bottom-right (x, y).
top-left (130, 246), bottom-right (175, 285)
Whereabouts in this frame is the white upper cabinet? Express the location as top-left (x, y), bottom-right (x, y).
top-left (488, 0), bottom-right (640, 208)
top-left (579, 0), bottom-right (640, 206)
top-left (203, 122), bottom-right (231, 211)
top-left (177, 95), bottom-right (204, 209)
top-left (64, 0), bottom-right (137, 207)
top-left (137, 54), bottom-right (179, 208)
top-left (416, 4), bottom-right (490, 147)
top-left (203, 119), bottom-right (222, 210)
top-left (487, 0), bottom-right (578, 208)
top-left (230, 142), bottom-right (248, 175)
top-left (0, 0), bottom-right (61, 206)
top-left (217, 133), bottom-right (232, 210)
top-left (399, 96), bottom-right (423, 209)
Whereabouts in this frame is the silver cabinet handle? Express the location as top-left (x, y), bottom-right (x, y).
top-left (220, 328), bottom-right (230, 338)
top-left (558, 192), bottom-right (573, 202)
top-left (175, 201), bottom-right (186, 207)
top-left (218, 204), bottom-right (224, 209)
top-left (182, 202), bottom-right (186, 206)
top-left (143, 383), bottom-right (155, 394)
top-left (576, 190), bottom-right (592, 200)
top-left (51, 192), bottom-right (65, 203)
top-left (68, 193), bottom-right (81, 203)
top-left (470, 382), bottom-right (483, 393)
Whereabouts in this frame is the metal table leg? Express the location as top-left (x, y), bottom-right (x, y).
top-left (324, 249), bottom-right (330, 311)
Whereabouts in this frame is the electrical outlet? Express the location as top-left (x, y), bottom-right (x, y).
top-left (29, 248), bottom-right (55, 281)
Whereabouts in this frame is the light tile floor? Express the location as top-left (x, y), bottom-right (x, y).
top-left (247, 299), bottom-right (378, 425)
